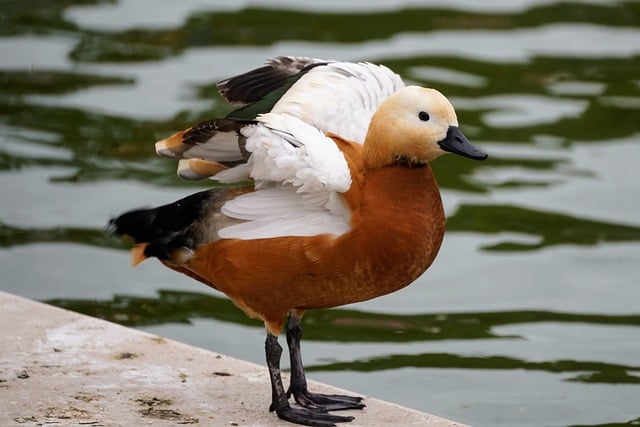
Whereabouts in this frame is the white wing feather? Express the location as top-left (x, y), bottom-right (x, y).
top-left (218, 187), bottom-right (350, 239)
top-left (218, 113), bottom-right (352, 239)
top-left (245, 113), bottom-right (351, 194)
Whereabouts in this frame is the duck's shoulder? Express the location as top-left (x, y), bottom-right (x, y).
top-left (327, 133), bottom-right (365, 210)
top-left (328, 132), bottom-right (364, 171)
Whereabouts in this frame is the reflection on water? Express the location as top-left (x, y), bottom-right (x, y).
top-left (46, 289), bottom-right (640, 340)
top-left (1, 1), bottom-right (639, 426)
top-left (47, 290), bottom-right (640, 385)
top-left (449, 204), bottom-right (640, 251)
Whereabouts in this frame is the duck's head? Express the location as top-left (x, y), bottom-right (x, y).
top-left (363, 86), bottom-right (487, 169)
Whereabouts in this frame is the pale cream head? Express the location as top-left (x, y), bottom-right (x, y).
top-left (363, 86), bottom-right (460, 169)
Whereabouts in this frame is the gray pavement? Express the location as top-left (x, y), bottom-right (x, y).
top-left (0, 291), bottom-right (467, 426)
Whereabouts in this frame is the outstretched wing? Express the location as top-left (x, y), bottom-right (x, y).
top-left (155, 57), bottom-right (404, 181)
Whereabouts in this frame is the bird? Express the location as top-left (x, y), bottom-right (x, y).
top-left (109, 56), bottom-right (487, 426)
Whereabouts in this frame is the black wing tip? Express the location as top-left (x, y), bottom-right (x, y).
top-left (216, 56), bottom-right (329, 106)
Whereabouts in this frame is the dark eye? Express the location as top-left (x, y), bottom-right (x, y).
top-left (418, 111), bottom-right (430, 121)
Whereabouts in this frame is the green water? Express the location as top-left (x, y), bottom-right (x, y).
top-left (1, 1), bottom-right (640, 426)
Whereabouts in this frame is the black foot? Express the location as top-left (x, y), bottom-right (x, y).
top-left (290, 388), bottom-right (366, 412)
top-left (276, 404), bottom-right (355, 427)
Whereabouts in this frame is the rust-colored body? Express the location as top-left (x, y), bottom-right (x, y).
top-left (162, 136), bottom-right (445, 334)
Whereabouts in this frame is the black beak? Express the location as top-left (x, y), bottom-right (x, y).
top-left (438, 126), bottom-right (488, 161)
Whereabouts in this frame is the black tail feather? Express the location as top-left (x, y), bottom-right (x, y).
top-left (109, 189), bottom-right (218, 261)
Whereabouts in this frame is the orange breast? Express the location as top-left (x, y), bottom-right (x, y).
top-left (183, 164), bottom-right (445, 334)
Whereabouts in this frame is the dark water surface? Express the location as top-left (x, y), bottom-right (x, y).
top-left (1, 1), bottom-right (639, 426)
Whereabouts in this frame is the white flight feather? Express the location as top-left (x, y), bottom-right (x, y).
top-left (212, 163), bottom-right (250, 183)
top-left (181, 131), bottom-right (245, 162)
top-left (218, 187), bottom-right (350, 239)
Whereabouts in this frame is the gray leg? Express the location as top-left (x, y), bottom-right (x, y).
top-left (286, 314), bottom-right (366, 412)
top-left (265, 333), bottom-right (356, 426)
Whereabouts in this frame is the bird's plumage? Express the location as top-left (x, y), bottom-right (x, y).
top-left (110, 56), bottom-right (487, 426)
top-left (155, 57), bottom-right (404, 181)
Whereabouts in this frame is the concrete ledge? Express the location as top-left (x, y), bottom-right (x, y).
top-left (0, 291), bottom-right (467, 426)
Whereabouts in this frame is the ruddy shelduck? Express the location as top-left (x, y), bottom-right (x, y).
top-left (110, 56), bottom-right (487, 426)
